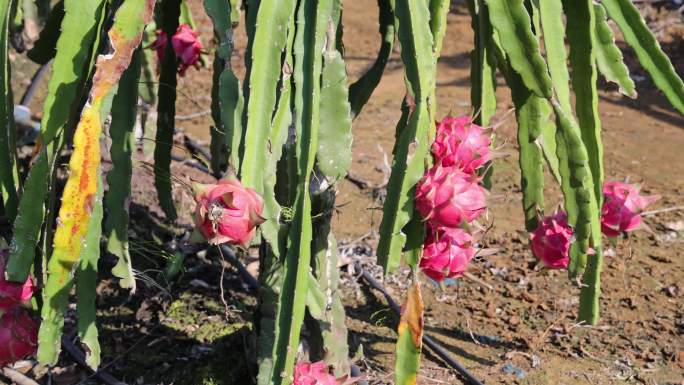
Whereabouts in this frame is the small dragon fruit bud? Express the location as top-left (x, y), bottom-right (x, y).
top-left (194, 178), bottom-right (265, 246)
top-left (0, 244), bottom-right (35, 311)
top-left (0, 308), bottom-right (38, 367)
top-left (601, 181), bottom-right (660, 237)
top-left (415, 164), bottom-right (487, 227)
top-left (420, 227), bottom-right (476, 281)
top-left (293, 360), bottom-right (354, 385)
top-left (530, 212), bottom-right (573, 270)
top-left (431, 115), bottom-right (491, 174)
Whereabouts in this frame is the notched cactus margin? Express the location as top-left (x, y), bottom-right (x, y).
top-left (602, 0), bottom-right (684, 114)
top-left (266, 0), bottom-right (332, 383)
top-left (37, 0), bottom-right (155, 365)
top-left (563, 0), bottom-right (603, 208)
top-left (105, 48), bottom-right (143, 293)
top-left (377, 0), bottom-right (438, 274)
top-left (510, 71), bottom-right (546, 231)
top-left (7, 0), bottom-right (107, 282)
top-left (255, 9), bottom-right (297, 385)
top-left (0, 0), bottom-right (17, 221)
top-left (154, 0), bottom-right (181, 221)
top-left (592, 3), bottom-right (636, 99)
top-left (308, 186), bottom-right (350, 377)
top-left (76, 169), bottom-right (104, 369)
top-left (317, 19), bottom-right (352, 182)
top-left (348, 0), bottom-right (394, 119)
top-left (467, 0), bottom-right (497, 127)
top-left (205, 0), bottom-right (243, 174)
top-left (486, 0), bottom-right (552, 99)
top-left (551, 103), bottom-right (603, 323)
top-left (239, 0), bottom-right (297, 195)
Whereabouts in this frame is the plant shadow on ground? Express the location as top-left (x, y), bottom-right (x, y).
top-left (90, 249), bottom-right (257, 385)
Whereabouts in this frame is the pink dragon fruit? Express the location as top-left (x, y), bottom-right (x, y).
top-left (530, 212), bottom-right (573, 270)
top-left (0, 308), bottom-right (38, 366)
top-left (0, 246), bottom-right (35, 311)
top-left (420, 227), bottom-right (476, 281)
top-left (601, 181), bottom-right (660, 237)
top-left (194, 178), bottom-right (265, 246)
top-left (415, 164), bottom-right (487, 227)
top-left (150, 29), bottom-right (168, 64)
top-left (151, 24), bottom-right (202, 76)
top-left (293, 360), bottom-right (355, 385)
top-left (171, 24), bottom-right (202, 75)
top-left (431, 115), bottom-right (491, 174)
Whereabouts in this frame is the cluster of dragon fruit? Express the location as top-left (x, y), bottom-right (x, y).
top-left (532, 181), bottom-right (659, 270)
top-left (415, 116), bottom-right (491, 281)
top-left (0, 240), bottom-right (38, 367)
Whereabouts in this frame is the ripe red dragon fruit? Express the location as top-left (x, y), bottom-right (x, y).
top-left (431, 115), bottom-right (491, 174)
top-left (601, 181), bottom-right (660, 237)
top-left (293, 360), bottom-right (354, 385)
top-left (420, 227), bottom-right (476, 281)
top-left (415, 164), bottom-right (487, 227)
top-left (0, 308), bottom-right (38, 367)
top-left (530, 212), bottom-right (573, 270)
top-left (194, 178), bottom-right (265, 246)
top-left (171, 24), bottom-right (203, 75)
top-left (0, 244), bottom-right (35, 311)
top-left (151, 24), bottom-right (202, 76)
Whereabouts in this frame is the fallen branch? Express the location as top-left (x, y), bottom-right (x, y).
top-left (1, 367), bottom-right (39, 385)
top-left (641, 205), bottom-right (684, 217)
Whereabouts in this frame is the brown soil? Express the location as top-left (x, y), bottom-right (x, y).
top-left (5, 1), bottom-right (683, 384)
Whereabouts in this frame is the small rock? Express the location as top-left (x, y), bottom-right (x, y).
top-left (189, 279), bottom-right (212, 289)
top-left (675, 351), bottom-right (684, 369)
top-left (501, 363), bottom-right (526, 379)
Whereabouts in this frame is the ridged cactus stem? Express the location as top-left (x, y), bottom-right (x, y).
top-left (0, 0), bottom-right (17, 221)
top-left (153, 0), bottom-right (181, 221)
top-left (37, 0), bottom-right (155, 364)
top-left (6, 0), bottom-right (107, 282)
top-left (265, 0), bottom-right (332, 383)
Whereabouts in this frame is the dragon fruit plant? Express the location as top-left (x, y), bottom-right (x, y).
top-left (0, 0), bottom-right (680, 383)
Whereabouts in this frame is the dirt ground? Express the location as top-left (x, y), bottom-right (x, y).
top-left (5, 1), bottom-right (684, 384)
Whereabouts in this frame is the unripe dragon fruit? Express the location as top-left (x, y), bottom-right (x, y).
top-left (431, 115), bottom-right (491, 174)
top-left (0, 308), bottom-right (38, 366)
top-left (530, 212), bottom-right (573, 270)
top-left (0, 244), bottom-right (35, 311)
top-left (601, 181), bottom-right (659, 237)
top-left (420, 227), bottom-right (476, 281)
top-left (194, 178), bottom-right (265, 246)
top-left (415, 164), bottom-right (487, 227)
top-left (293, 361), bottom-right (352, 385)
